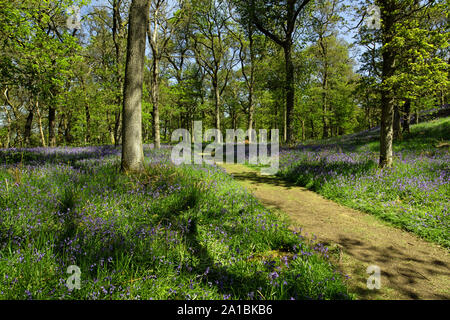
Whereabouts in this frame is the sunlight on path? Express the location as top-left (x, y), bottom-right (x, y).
top-left (219, 163), bottom-right (450, 300)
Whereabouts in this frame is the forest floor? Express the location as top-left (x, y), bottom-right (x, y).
top-left (219, 162), bottom-right (450, 300)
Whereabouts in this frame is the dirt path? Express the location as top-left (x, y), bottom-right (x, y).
top-left (219, 163), bottom-right (450, 300)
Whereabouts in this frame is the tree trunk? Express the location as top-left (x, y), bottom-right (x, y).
top-left (24, 107), bottom-right (34, 146)
top-left (247, 28), bottom-right (255, 143)
top-left (48, 106), bottom-right (56, 147)
top-left (121, 0), bottom-right (149, 172)
top-left (393, 105), bottom-right (402, 141)
top-left (114, 110), bottom-right (121, 145)
top-left (107, 111), bottom-right (115, 144)
top-left (366, 104), bottom-right (371, 130)
top-left (301, 119), bottom-right (305, 141)
top-left (284, 41), bottom-right (295, 144)
top-left (64, 113), bottom-right (73, 144)
top-left (248, 85), bottom-right (254, 142)
top-left (379, 0), bottom-right (395, 168)
top-left (85, 102), bottom-right (91, 144)
top-left (36, 101), bottom-right (46, 147)
top-left (402, 99), bottom-right (411, 134)
top-left (322, 59), bottom-right (329, 138)
top-left (283, 103), bottom-right (287, 143)
top-left (149, 8), bottom-right (161, 150)
top-left (213, 78), bottom-right (222, 143)
top-left (151, 52), bottom-right (161, 149)
top-left (112, 0), bottom-right (124, 147)
top-left (57, 112), bottom-right (65, 145)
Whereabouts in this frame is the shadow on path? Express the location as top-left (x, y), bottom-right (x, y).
top-left (220, 163), bottom-right (450, 300)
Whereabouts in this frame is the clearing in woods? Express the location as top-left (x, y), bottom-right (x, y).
top-left (219, 162), bottom-right (450, 300)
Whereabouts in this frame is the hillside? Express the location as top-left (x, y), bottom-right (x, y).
top-left (277, 117), bottom-right (450, 248)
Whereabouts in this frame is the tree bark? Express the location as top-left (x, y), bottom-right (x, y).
top-left (379, 80), bottom-right (395, 168)
top-left (112, 0), bottom-right (124, 147)
top-left (114, 111), bottom-right (121, 145)
top-left (284, 41), bottom-right (295, 144)
top-left (24, 106), bottom-right (34, 146)
top-left (402, 99), bottom-right (411, 134)
top-left (57, 112), bottom-right (65, 145)
top-left (85, 102), bottom-right (91, 144)
top-left (64, 114), bottom-right (73, 144)
top-left (248, 84), bottom-right (254, 141)
top-left (48, 106), bottom-right (56, 147)
top-left (149, 17), bottom-right (161, 149)
top-left (36, 101), bottom-right (46, 147)
top-left (121, 0), bottom-right (149, 172)
top-left (379, 0), bottom-right (395, 168)
top-left (301, 119), bottom-right (305, 141)
top-left (393, 105), bottom-right (402, 141)
top-left (213, 78), bottom-right (222, 143)
top-left (320, 36), bottom-right (329, 139)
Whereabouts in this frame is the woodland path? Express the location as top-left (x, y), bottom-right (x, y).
top-left (219, 163), bottom-right (450, 300)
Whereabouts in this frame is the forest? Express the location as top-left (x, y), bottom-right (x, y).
top-left (1, 0), bottom-right (447, 158)
top-left (0, 0), bottom-right (449, 301)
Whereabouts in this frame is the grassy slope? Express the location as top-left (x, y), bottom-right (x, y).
top-left (276, 118), bottom-right (450, 248)
top-left (0, 147), bottom-right (351, 300)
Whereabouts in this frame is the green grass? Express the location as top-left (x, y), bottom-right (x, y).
top-left (274, 117), bottom-right (450, 248)
top-left (0, 147), bottom-right (352, 300)
top-left (357, 118), bottom-right (450, 153)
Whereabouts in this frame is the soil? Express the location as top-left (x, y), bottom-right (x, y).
top-left (219, 163), bottom-right (450, 300)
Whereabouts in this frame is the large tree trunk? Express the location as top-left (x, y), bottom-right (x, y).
top-left (284, 40), bottom-right (295, 144)
top-left (379, 0), bottom-right (395, 168)
top-left (48, 106), bottom-right (56, 147)
top-left (121, 0), bottom-right (149, 172)
top-left (402, 99), bottom-right (411, 134)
